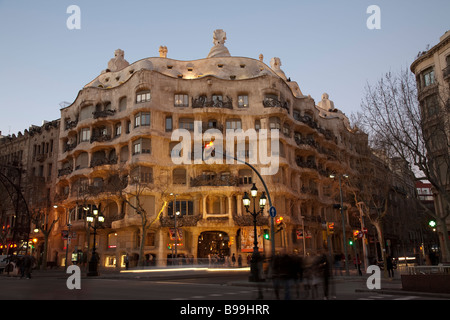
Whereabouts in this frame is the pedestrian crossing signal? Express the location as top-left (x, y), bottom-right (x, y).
top-left (263, 229), bottom-right (270, 240)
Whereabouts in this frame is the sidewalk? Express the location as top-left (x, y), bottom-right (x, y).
top-left (227, 269), bottom-right (450, 300)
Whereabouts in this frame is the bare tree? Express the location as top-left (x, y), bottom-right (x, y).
top-left (348, 149), bottom-right (393, 274)
top-left (357, 68), bottom-right (450, 261)
top-left (30, 208), bottom-right (58, 269)
top-left (104, 167), bottom-right (171, 267)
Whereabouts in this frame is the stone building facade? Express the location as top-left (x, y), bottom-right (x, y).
top-left (0, 120), bottom-right (60, 260)
top-left (53, 30), bottom-right (368, 267)
top-left (411, 30), bottom-right (450, 261)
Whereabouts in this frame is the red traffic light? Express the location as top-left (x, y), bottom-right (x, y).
top-left (204, 141), bottom-right (214, 149)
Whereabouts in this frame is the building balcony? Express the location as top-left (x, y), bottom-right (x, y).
top-left (190, 174), bottom-right (239, 187)
top-left (90, 134), bottom-right (111, 143)
top-left (65, 119), bottom-right (78, 131)
top-left (93, 109), bottom-right (116, 119)
top-left (159, 215), bottom-right (202, 227)
top-left (263, 96), bottom-right (289, 111)
top-left (63, 142), bottom-right (77, 153)
top-left (90, 156), bottom-right (118, 168)
top-left (192, 96), bottom-right (233, 109)
top-left (58, 166), bottom-right (73, 177)
top-left (295, 158), bottom-right (317, 170)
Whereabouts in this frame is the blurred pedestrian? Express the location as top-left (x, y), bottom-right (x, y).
top-left (387, 255), bottom-right (394, 278)
top-left (22, 254), bottom-right (33, 279)
top-left (125, 253), bottom-right (129, 270)
top-left (354, 254), bottom-right (362, 276)
top-left (317, 253), bottom-right (331, 299)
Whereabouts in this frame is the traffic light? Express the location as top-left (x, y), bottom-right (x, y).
top-left (203, 141), bottom-right (215, 160)
top-left (353, 229), bottom-right (360, 240)
top-left (275, 216), bottom-right (284, 233)
top-left (348, 238), bottom-right (354, 246)
top-left (429, 220), bottom-right (437, 231)
top-left (263, 229), bottom-right (270, 240)
top-left (327, 222), bottom-right (335, 235)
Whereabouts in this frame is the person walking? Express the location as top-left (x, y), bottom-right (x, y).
top-left (22, 254), bottom-right (33, 279)
top-left (386, 255), bottom-right (394, 278)
top-left (124, 253), bottom-right (130, 270)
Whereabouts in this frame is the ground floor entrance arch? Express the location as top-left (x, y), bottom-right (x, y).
top-left (197, 231), bottom-right (230, 263)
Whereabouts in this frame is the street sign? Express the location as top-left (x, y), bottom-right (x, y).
top-left (269, 206), bottom-right (276, 218)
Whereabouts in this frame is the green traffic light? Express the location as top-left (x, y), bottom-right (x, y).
top-left (429, 220), bottom-right (436, 228)
top-left (349, 239), bottom-right (353, 246)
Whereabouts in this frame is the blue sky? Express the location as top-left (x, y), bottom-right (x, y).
top-left (0, 0), bottom-right (449, 135)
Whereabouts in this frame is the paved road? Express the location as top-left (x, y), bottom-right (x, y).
top-left (1, 268), bottom-right (448, 301)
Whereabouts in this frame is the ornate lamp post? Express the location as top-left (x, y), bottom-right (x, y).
top-left (242, 183), bottom-right (267, 282)
top-left (86, 205), bottom-right (104, 276)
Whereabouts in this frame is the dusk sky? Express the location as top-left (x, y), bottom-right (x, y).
top-left (0, 0), bottom-right (449, 135)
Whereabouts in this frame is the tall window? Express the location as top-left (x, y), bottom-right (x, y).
top-left (80, 128), bottom-right (90, 142)
top-left (179, 118), bottom-right (194, 131)
top-left (136, 91), bottom-right (151, 103)
top-left (174, 94), bottom-right (189, 107)
top-left (130, 166), bottom-right (153, 183)
top-left (238, 95), bottom-right (249, 108)
top-left (115, 123), bottom-right (122, 137)
top-left (133, 138), bottom-right (151, 155)
top-left (269, 117), bottom-right (281, 130)
top-left (165, 116), bottom-right (173, 132)
top-left (168, 200), bottom-right (194, 216)
top-left (135, 112), bottom-right (151, 127)
top-left (226, 118), bottom-right (242, 130)
top-left (239, 169), bottom-right (252, 185)
top-left (421, 67), bottom-right (435, 88)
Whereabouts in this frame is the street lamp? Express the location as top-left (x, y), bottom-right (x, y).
top-left (330, 173), bottom-right (350, 276)
top-left (242, 183), bottom-right (267, 282)
top-left (86, 205), bottom-right (104, 276)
